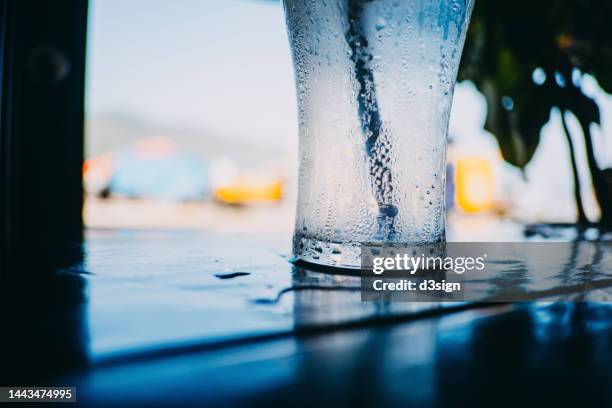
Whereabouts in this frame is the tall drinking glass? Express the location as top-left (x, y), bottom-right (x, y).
top-left (284, 0), bottom-right (474, 268)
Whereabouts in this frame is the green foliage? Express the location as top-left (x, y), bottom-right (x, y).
top-left (458, 0), bottom-right (612, 168)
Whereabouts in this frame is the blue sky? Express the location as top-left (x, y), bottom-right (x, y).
top-left (87, 0), bottom-right (296, 143)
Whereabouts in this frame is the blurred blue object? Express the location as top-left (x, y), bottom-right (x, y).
top-left (109, 139), bottom-right (209, 201)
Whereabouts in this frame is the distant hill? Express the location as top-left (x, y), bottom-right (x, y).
top-left (86, 113), bottom-right (283, 166)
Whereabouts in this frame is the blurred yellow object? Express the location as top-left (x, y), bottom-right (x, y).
top-left (455, 157), bottom-right (494, 213)
top-left (215, 179), bottom-right (283, 205)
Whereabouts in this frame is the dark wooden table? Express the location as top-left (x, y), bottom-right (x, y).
top-left (3, 228), bottom-right (612, 407)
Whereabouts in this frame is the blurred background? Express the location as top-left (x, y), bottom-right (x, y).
top-left (83, 0), bottom-right (612, 235)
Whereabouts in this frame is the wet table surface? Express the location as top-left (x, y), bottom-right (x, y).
top-left (4, 227), bottom-right (612, 407)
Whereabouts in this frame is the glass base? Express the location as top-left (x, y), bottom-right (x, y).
top-left (292, 234), bottom-right (363, 269)
top-left (292, 233), bottom-right (447, 270)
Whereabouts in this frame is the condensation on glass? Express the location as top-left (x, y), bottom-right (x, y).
top-left (284, 0), bottom-right (475, 268)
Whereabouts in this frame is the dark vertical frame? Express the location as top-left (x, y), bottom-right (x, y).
top-left (0, 0), bottom-right (88, 275)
